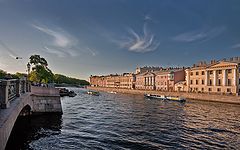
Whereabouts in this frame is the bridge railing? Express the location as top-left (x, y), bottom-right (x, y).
top-left (0, 79), bottom-right (31, 109)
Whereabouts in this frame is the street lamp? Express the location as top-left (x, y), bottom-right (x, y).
top-left (27, 62), bottom-right (31, 92)
top-left (27, 62), bottom-right (31, 76)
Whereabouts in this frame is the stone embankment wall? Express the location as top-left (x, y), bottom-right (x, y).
top-left (88, 87), bottom-right (240, 105)
top-left (31, 86), bottom-right (62, 114)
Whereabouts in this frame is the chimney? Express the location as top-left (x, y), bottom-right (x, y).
top-left (234, 57), bottom-right (238, 61)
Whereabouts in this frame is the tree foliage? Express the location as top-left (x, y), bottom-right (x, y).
top-left (28, 55), bottom-right (53, 83)
top-left (0, 69), bottom-right (7, 79)
top-left (54, 74), bottom-right (89, 85)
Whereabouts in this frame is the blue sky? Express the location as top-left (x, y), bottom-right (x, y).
top-left (0, 0), bottom-right (239, 80)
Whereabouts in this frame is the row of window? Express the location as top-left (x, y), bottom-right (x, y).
top-left (190, 87), bottom-right (232, 93)
top-left (190, 79), bottom-right (232, 86)
top-left (190, 69), bottom-right (233, 76)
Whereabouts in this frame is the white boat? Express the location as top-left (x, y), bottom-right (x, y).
top-left (87, 91), bottom-right (100, 96)
top-left (144, 94), bottom-right (167, 100)
top-left (144, 94), bottom-right (186, 102)
top-left (108, 91), bottom-right (117, 94)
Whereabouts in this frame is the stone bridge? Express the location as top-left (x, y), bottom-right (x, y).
top-left (0, 79), bottom-right (62, 150)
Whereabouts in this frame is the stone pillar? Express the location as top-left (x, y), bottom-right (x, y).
top-left (147, 77), bottom-right (149, 86)
top-left (16, 79), bottom-right (21, 97)
top-left (233, 68), bottom-right (237, 86)
top-left (223, 69), bottom-right (226, 86)
top-left (213, 70), bottom-right (217, 86)
top-left (0, 80), bottom-right (10, 108)
top-left (144, 77), bottom-right (146, 86)
top-left (205, 70), bottom-right (208, 86)
top-left (185, 69), bottom-right (190, 92)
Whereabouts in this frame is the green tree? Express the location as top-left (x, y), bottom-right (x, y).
top-left (0, 69), bottom-right (7, 79)
top-left (28, 55), bottom-right (53, 83)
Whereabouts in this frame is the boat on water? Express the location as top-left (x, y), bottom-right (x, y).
top-left (108, 91), bottom-right (117, 94)
top-left (59, 88), bottom-right (77, 97)
top-left (144, 94), bottom-right (167, 100)
top-left (87, 91), bottom-right (100, 96)
top-left (144, 94), bottom-right (186, 102)
top-left (69, 90), bottom-right (77, 97)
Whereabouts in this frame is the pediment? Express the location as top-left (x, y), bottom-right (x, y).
top-left (208, 61), bottom-right (237, 69)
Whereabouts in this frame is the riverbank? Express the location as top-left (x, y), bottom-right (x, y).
top-left (88, 87), bottom-right (240, 105)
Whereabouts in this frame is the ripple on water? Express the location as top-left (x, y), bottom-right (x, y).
top-left (5, 88), bottom-right (240, 150)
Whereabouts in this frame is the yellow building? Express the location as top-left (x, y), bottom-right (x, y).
top-left (186, 60), bottom-right (240, 95)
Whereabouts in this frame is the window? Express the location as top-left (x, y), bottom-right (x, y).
top-left (202, 71), bottom-right (205, 75)
top-left (196, 80), bottom-right (198, 85)
top-left (190, 80), bottom-right (193, 84)
top-left (196, 72), bottom-right (199, 75)
top-left (202, 80), bottom-right (204, 85)
top-left (227, 79), bottom-right (231, 86)
top-left (190, 72), bottom-right (193, 76)
top-left (209, 79), bottom-right (212, 86)
top-left (227, 69), bottom-right (232, 74)
top-left (227, 88), bottom-right (231, 93)
top-left (218, 70), bottom-right (222, 74)
top-left (208, 88), bottom-right (212, 92)
top-left (201, 88), bottom-right (204, 92)
top-left (209, 71), bottom-right (213, 74)
top-left (217, 88), bottom-right (221, 92)
top-left (218, 79), bottom-right (221, 85)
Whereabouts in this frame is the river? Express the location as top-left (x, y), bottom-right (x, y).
top-left (6, 88), bottom-right (240, 149)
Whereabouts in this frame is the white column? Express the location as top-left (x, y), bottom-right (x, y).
top-left (205, 71), bottom-right (208, 86)
top-left (213, 70), bottom-right (217, 86)
top-left (233, 69), bottom-right (237, 86)
top-left (223, 69), bottom-right (226, 86)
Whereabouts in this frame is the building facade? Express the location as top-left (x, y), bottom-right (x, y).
top-left (90, 57), bottom-right (240, 95)
top-left (135, 71), bottom-right (156, 90)
top-left (185, 60), bottom-right (240, 95)
top-left (155, 69), bottom-right (185, 92)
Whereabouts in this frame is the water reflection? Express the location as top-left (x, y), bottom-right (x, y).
top-left (6, 114), bottom-right (62, 150)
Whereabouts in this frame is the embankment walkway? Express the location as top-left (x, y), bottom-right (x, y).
top-left (88, 87), bottom-right (240, 105)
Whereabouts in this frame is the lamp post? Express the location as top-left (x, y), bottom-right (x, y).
top-left (27, 62), bottom-right (31, 92)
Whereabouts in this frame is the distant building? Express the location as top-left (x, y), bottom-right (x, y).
top-left (89, 56), bottom-right (240, 95)
top-left (185, 58), bottom-right (240, 95)
top-left (155, 69), bottom-right (185, 92)
top-left (135, 71), bottom-right (156, 90)
top-left (135, 69), bottom-right (185, 91)
top-left (135, 66), bottom-right (161, 74)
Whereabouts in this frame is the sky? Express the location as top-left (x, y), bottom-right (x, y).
top-left (0, 0), bottom-right (239, 80)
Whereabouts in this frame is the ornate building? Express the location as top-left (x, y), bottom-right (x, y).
top-left (155, 69), bottom-right (185, 92)
top-left (185, 58), bottom-right (240, 95)
top-left (135, 71), bottom-right (156, 90)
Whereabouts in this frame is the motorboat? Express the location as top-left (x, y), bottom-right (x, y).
top-left (144, 94), bottom-right (167, 100)
top-left (87, 91), bottom-right (100, 96)
top-left (108, 91), bottom-right (117, 94)
top-left (144, 94), bottom-right (186, 102)
top-left (166, 96), bottom-right (186, 102)
top-left (59, 88), bottom-right (77, 97)
top-left (69, 90), bottom-right (77, 97)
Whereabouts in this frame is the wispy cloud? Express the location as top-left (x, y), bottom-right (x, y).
top-left (86, 47), bottom-right (97, 56)
top-left (32, 23), bottom-right (79, 57)
top-left (173, 26), bottom-right (226, 43)
top-left (232, 43), bottom-right (240, 49)
top-left (115, 24), bottom-right (160, 53)
top-left (43, 46), bottom-right (66, 57)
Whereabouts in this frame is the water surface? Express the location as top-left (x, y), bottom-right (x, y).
top-left (6, 88), bottom-right (240, 149)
